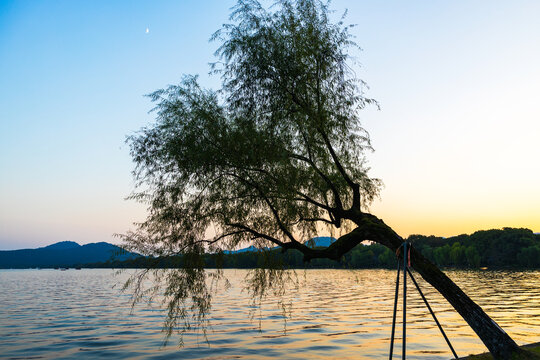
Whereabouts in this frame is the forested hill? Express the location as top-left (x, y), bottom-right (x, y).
top-left (109, 227), bottom-right (540, 270)
top-left (212, 227), bottom-right (540, 269)
top-left (7, 228), bottom-right (537, 269)
top-left (407, 227), bottom-right (540, 268)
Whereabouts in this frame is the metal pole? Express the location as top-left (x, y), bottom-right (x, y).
top-left (402, 242), bottom-right (407, 360)
top-left (389, 260), bottom-right (401, 360)
top-left (407, 268), bottom-right (459, 359)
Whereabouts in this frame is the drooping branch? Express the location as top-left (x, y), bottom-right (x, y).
top-left (291, 212), bottom-right (402, 262)
top-left (283, 85), bottom-right (362, 211)
top-left (234, 165), bottom-right (334, 213)
top-left (287, 151), bottom-right (344, 212)
top-left (293, 192), bottom-right (333, 212)
top-left (225, 222), bottom-right (286, 248)
top-left (296, 217), bottom-right (336, 226)
top-left (225, 171), bottom-right (300, 245)
top-left (167, 231), bottom-right (248, 254)
top-left (316, 128), bottom-right (361, 210)
top-left (215, 211), bottom-right (401, 264)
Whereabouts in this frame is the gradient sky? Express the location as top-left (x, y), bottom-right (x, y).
top-left (1, 0), bottom-right (539, 250)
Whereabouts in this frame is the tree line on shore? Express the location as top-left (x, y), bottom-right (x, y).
top-left (96, 227), bottom-right (540, 269)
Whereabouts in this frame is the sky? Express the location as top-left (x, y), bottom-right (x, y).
top-left (1, 0), bottom-right (539, 250)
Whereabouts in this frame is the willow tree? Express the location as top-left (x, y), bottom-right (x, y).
top-left (123, 1), bottom-right (529, 358)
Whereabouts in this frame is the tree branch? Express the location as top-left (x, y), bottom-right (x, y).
top-left (296, 217), bottom-right (336, 226)
top-left (316, 128), bottom-right (361, 210)
top-left (284, 83), bottom-right (361, 210)
top-left (226, 223), bottom-right (286, 247)
top-left (287, 151), bottom-right (344, 211)
top-left (291, 213), bottom-right (402, 262)
top-left (225, 171), bottom-right (300, 245)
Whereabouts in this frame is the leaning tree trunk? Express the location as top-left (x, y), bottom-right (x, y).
top-left (409, 247), bottom-right (522, 359)
top-left (305, 213), bottom-right (524, 359)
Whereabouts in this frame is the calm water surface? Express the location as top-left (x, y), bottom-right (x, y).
top-left (0, 269), bottom-right (539, 359)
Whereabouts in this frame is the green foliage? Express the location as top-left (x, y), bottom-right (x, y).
top-left (518, 246), bottom-right (540, 267)
top-left (465, 246), bottom-right (481, 267)
top-left (409, 228), bottom-right (540, 269)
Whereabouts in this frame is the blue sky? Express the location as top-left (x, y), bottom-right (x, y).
top-left (1, 0), bottom-right (539, 249)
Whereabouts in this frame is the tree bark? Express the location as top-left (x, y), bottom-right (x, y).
top-left (298, 213), bottom-right (523, 359)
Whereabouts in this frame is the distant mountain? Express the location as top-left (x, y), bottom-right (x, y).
top-left (0, 241), bottom-right (139, 269)
top-left (43, 241), bottom-right (80, 250)
top-left (305, 236), bottom-right (336, 248)
top-left (224, 236), bottom-right (337, 254)
top-left (228, 245), bottom-right (263, 253)
top-left (223, 245), bottom-right (273, 254)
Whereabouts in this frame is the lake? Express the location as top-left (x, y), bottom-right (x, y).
top-left (0, 269), bottom-right (539, 359)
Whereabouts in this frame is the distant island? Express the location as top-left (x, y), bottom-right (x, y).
top-left (1, 228), bottom-right (539, 269)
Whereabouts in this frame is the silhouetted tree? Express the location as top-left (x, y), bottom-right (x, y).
top-left (123, 1), bottom-right (531, 358)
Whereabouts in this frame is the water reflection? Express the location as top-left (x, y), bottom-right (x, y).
top-left (0, 269), bottom-right (538, 359)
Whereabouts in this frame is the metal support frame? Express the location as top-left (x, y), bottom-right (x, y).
top-left (388, 242), bottom-right (458, 360)
top-left (402, 242), bottom-right (407, 360)
top-left (389, 259), bottom-right (400, 360)
top-left (407, 268), bottom-right (458, 359)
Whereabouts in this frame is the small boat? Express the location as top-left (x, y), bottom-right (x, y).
top-left (480, 267), bottom-right (488, 270)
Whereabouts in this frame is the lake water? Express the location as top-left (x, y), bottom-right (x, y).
top-left (0, 269), bottom-right (539, 359)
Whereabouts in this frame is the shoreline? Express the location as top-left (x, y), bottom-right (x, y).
top-left (458, 342), bottom-right (540, 359)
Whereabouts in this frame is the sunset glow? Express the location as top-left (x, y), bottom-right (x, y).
top-left (1, 0), bottom-right (539, 249)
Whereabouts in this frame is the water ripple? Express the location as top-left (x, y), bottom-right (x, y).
top-left (0, 269), bottom-right (539, 359)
